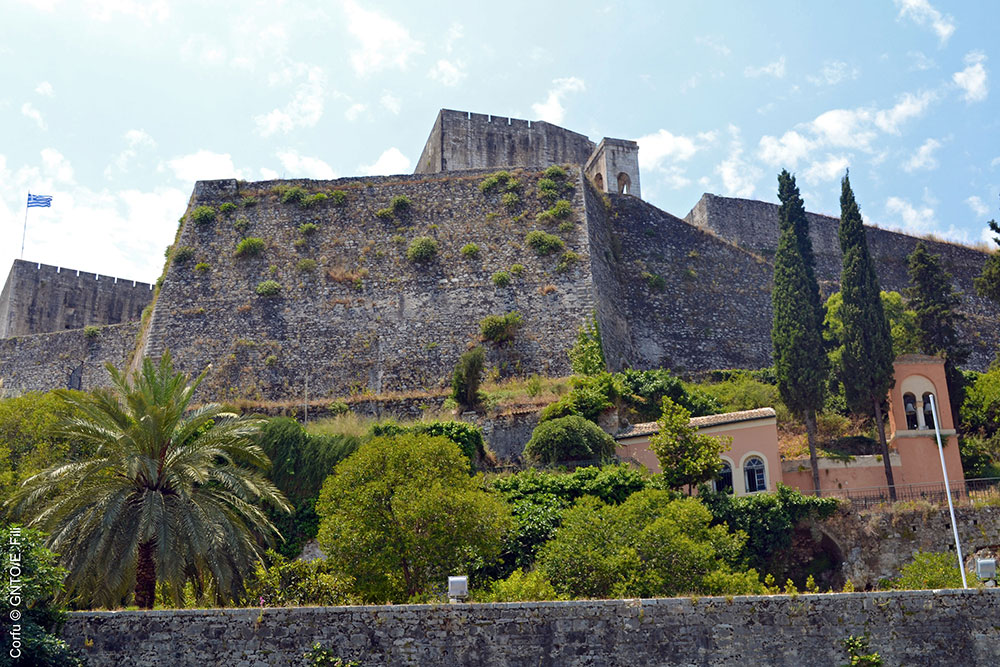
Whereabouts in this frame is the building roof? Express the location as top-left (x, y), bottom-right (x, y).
top-left (614, 407), bottom-right (777, 440)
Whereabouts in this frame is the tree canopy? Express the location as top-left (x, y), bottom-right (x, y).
top-left (649, 397), bottom-right (729, 490)
top-left (974, 216), bottom-right (1000, 304)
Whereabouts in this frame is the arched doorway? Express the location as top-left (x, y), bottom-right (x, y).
top-left (617, 172), bottom-right (631, 195)
top-left (593, 173), bottom-right (604, 191)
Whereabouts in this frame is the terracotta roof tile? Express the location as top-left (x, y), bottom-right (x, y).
top-left (615, 407), bottom-right (776, 440)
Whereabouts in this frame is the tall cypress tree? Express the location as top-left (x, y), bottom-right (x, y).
top-left (906, 241), bottom-right (968, 418)
top-left (838, 173), bottom-right (897, 499)
top-left (772, 170), bottom-right (827, 496)
top-left (973, 211), bottom-right (1000, 304)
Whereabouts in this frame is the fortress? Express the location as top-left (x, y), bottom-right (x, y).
top-left (1, 109), bottom-right (998, 400)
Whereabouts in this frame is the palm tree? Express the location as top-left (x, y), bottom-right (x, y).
top-left (5, 352), bottom-right (290, 609)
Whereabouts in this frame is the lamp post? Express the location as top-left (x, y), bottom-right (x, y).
top-left (928, 393), bottom-right (968, 589)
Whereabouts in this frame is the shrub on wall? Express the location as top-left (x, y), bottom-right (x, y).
top-left (538, 199), bottom-right (574, 224)
top-left (523, 415), bottom-right (616, 465)
top-left (452, 346), bottom-right (485, 410)
top-left (299, 222), bottom-right (319, 236)
top-left (255, 280), bottom-right (282, 296)
top-left (194, 262), bottom-right (211, 274)
top-left (219, 202), bottom-right (237, 215)
top-left (525, 230), bottom-right (565, 256)
top-left (235, 237), bottom-right (266, 257)
top-left (190, 206), bottom-right (216, 225)
top-left (301, 193), bottom-right (328, 208)
top-left (641, 271), bottom-right (666, 291)
top-left (172, 246), bottom-right (195, 264)
top-left (280, 186), bottom-right (307, 205)
top-left (297, 259), bottom-right (318, 272)
top-left (480, 311), bottom-right (522, 343)
top-left (407, 236), bottom-right (438, 263)
top-left (492, 271), bottom-right (511, 287)
top-left (557, 251), bottom-right (580, 272)
top-left (542, 165), bottom-right (568, 181)
top-left (330, 190), bottom-right (347, 205)
top-left (501, 192), bottom-right (521, 210)
top-left (241, 196), bottom-right (258, 207)
top-left (479, 170), bottom-right (513, 194)
top-left (461, 243), bottom-right (480, 258)
top-left (233, 217), bottom-right (250, 233)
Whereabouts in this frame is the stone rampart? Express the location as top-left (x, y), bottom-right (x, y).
top-left (62, 589), bottom-right (1000, 666)
top-left (0, 259), bottom-right (151, 338)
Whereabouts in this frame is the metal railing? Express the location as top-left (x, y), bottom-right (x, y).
top-left (819, 477), bottom-right (1000, 509)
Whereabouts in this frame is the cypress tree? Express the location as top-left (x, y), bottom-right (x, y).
top-left (906, 241), bottom-right (968, 418)
top-left (772, 171), bottom-right (827, 496)
top-left (974, 214), bottom-right (1000, 304)
top-left (838, 173), bottom-right (897, 499)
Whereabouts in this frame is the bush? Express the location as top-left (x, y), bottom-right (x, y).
top-left (510, 263), bottom-right (525, 275)
top-left (194, 262), bottom-right (211, 273)
top-left (539, 373), bottom-right (619, 424)
top-left (479, 569), bottom-right (562, 602)
top-left (235, 237), bottom-right (266, 257)
top-left (538, 199), bottom-right (573, 224)
top-left (501, 192), bottom-right (520, 209)
top-left (525, 230), bottom-right (565, 255)
top-left (569, 314), bottom-right (604, 376)
top-left (461, 243), bottom-right (480, 257)
top-left (641, 271), bottom-right (666, 290)
top-left (480, 311), bottom-right (522, 343)
top-left (479, 170), bottom-right (512, 194)
top-left (389, 194), bottom-right (411, 213)
top-left (523, 415), bottom-right (616, 464)
top-left (241, 196), bottom-right (258, 207)
top-left (299, 222), bottom-right (319, 235)
top-left (556, 250), bottom-right (579, 272)
top-left (244, 550), bottom-right (356, 607)
top-left (301, 193), bottom-right (328, 208)
top-left (280, 186), bottom-right (307, 205)
top-left (330, 190), bottom-right (347, 205)
top-left (537, 178), bottom-right (560, 204)
top-left (491, 271), bottom-right (511, 287)
top-left (891, 551), bottom-right (964, 590)
top-left (190, 205), bottom-right (216, 225)
top-left (406, 236), bottom-right (438, 263)
top-left (172, 246), bottom-right (195, 264)
top-left (619, 368), bottom-right (721, 421)
top-left (297, 259), bottom-right (318, 272)
top-left (375, 207), bottom-right (393, 219)
top-left (452, 346), bottom-right (485, 409)
top-left (542, 165), bottom-right (568, 180)
top-left (255, 280), bottom-right (281, 296)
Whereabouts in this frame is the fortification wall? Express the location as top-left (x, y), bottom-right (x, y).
top-left (415, 109), bottom-right (596, 174)
top-left (686, 194), bottom-right (1000, 370)
top-left (63, 589), bottom-right (1000, 666)
top-left (0, 260), bottom-right (151, 338)
top-left (142, 169), bottom-right (596, 401)
top-left (0, 322), bottom-right (138, 394)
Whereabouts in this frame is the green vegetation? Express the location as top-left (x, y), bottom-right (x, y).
top-left (406, 236), bottom-right (438, 263)
top-left (83, 325), bottom-right (100, 340)
top-left (641, 270), bottom-right (666, 291)
top-left (301, 193), bottom-right (328, 208)
top-left (5, 353), bottom-right (290, 608)
top-left (241, 196), bottom-right (258, 207)
top-left (650, 397), bottom-right (729, 490)
top-left (219, 202), bottom-right (237, 214)
top-left (255, 280), bottom-right (282, 296)
top-left (233, 217), bottom-right (250, 233)
top-left (480, 311), bottom-right (523, 343)
top-left (478, 568), bottom-right (562, 602)
top-left (172, 245), bottom-right (195, 264)
top-left (245, 550), bottom-right (355, 607)
top-left (510, 263), bottom-right (525, 275)
top-left (280, 186), bottom-right (307, 205)
top-left (190, 205), bottom-right (216, 225)
top-left (367, 420), bottom-right (487, 465)
top-left (491, 270), bottom-right (511, 287)
top-left (523, 415), bottom-right (616, 464)
top-left (842, 634), bottom-right (883, 667)
top-left (974, 215), bottom-right (1000, 303)
top-left (542, 165), bottom-right (568, 180)
top-left (460, 242), bottom-right (480, 257)
top-left (330, 190), bottom-right (347, 205)
top-left (479, 170), bottom-right (514, 194)
top-left (194, 262), bottom-right (211, 273)
top-left (890, 551), bottom-right (964, 590)
top-left (299, 222), bottom-right (319, 235)
top-left (501, 191), bottom-right (520, 209)
top-left (235, 236), bottom-right (266, 257)
top-left (556, 250), bottom-right (579, 272)
top-left (525, 230), bottom-right (565, 255)
top-left (537, 198), bottom-right (574, 224)
top-left (452, 346), bottom-right (485, 410)
top-left (568, 313), bottom-right (605, 376)
top-left (296, 258), bottom-right (318, 272)
top-left (316, 433), bottom-right (511, 603)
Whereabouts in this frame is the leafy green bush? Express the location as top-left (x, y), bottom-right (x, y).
top-left (479, 569), bottom-right (562, 602)
top-left (510, 263), bottom-right (525, 275)
top-left (301, 193), bottom-right (328, 208)
top-left (219, 202), bottom-right (237, 214)
top-left (255, 280), bottom-right (281, 296)
top-left (368, 420), bottom-right (487, 464)
top-left (235, 237), bottom-right (266, 257)
top-left (961, 365), bottom-right (1000, 436)
top-left (523, 415), bottom-right (616, 464)
top-left (406, 236), bottom-right (438, 263)
top-left (299, 222), bottom-right (319, 235)
top-left (241, 196), bottom-right (258, 207)
top-left (452, 346), bottom-right (485, 410)
top-left (538, 199), bottom-right (574, 224)
top-left (641, 270), bottom-right (666, 290)
top-left (330, 190), bottom-right (347, 205)
top-left (542, 165), bottom-right (568, 180)
top-left (280, 186), bottom-right (307, 205)
top-left (233, 217), bottom-right (250, 233)
top-left (375, 207), bottom-right (393, 219)
top-left (172, 246), bottom-right (195, 264)
top-left (461, 243), bottom-right (480, 257)
top-left (558, 220), bottom-right (575, 233)
top-left (479, 170), bottom-right (512, 194)
top-left (618, 368), bottom-right (721, 421)
top-left (525, 230), bottom-right (565, 255)
top-left (539, 373), bottom-right (620, 424)
top-left (891, 551), bottom-right (964, 590)
top-left (194, 262), bottom-right (210, 274)
top-left (556, 250), bottom-right (579, 272)
top-left (569, 314), bottom-right (605, 376)
top-left (244, 550), bottom-right (356, 607)
top-left (190, 205), bottom-right (216, 225)
top-left (491, 270), bottom-right (511, 287)
top-left (537, 178), bottom-right (561, 204)
top-left (297, 258), bottom-right (318, 272)
top-left (501, 191), bottom-right (520, 209)
top-left (480, 311), bottom-right (522, 343)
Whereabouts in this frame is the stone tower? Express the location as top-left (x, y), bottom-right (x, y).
top-left (584, 138), bottom-right (641, 198)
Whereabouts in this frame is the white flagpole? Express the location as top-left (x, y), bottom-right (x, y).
top-left (929, 393), bottom-right (968, 589)
top-left (21, 191), bottom-right (30, 259)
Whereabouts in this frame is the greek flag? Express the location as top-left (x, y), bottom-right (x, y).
top-left (27, 193), bottom-right (53, 208)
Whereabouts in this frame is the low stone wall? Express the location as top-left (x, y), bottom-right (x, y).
top-left (63, 590), bottom-right (1000, 666)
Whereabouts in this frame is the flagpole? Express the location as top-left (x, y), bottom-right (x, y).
top-left (21, 191), bottom-right (29, 259)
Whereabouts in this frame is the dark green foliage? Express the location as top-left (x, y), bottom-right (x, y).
top-left (542, 165), bottom-right (568, 180)
top-left (194, 262), bottom-right (211, 273)
top-left (406, 236), bottom-right (438, 263)
top-left (501, 191), bottom-right (520, 209)
top-left (568, 313), bottom-right (605, 376)
top-left (452, 346), bottom-right (485, 409)
top-left (641, 270), bottom-right (666, 290)
top-left (537, 199), bottom-right (574, 224)
top-left (699, 484), bottom-right (840, 577)
top-left (556, 250), bottom-right (579, 272)
top-left (460, 242), bottom-right (480, 257)
top-left (233, 217), bottom-right (250, 233)
top-left (479, 170), bottom-right (513, 194)
top-left (219, 202), bottom-right (237, 214)
top-left (235, 236), bottom-right (266, 257)
top-left (958, 434), bottom-right (1000, 478)
top-left (171, 246), bottom-right (194, 264)
top-left (618, 368), bottom-right (721, 422)
top-left (490, 464), bottom-right (649, 506)
top-left (244, 550), bottom-right (355, 607)
top-left (241, 196), bottom-right (258, 207)
top-left (190, 205), bottom-right (216, 225)
top-left (258, 418), bottom-right (360, 504)
top-left (539, 373), bottom-right (619, 424)
top-left (301, 193), bottom-right (328, 208)
top-left (974, 217), bottom-right (1000, 303)
top-left (961, 365), bottom-right (1000, 436)
top-left (330, 190), bottom-right (347, 205)
top-left (491, 270), bottom-right (511, 287)
top-left (523, 415), bottom-right (616, 464)
top-left (537, 178), bottom-right (561, 204)
top-left (525, 230), bottom-right (565, 255)
top-left (480, 311), bottom-right (522, 343)
top-left (842, 634), bottom-right (883, 667)
top-left (650, 397), bottom-right (729, 490)
top-left (389, 194), bottom-right (411, 213)
top-left (296, 258), bottom-right (318, 272)
top-left (299, 222), bottom-right (319, 235)
top-left (368, 420), bottom-right (487, 464)
top-left (280, 186), bottom-right (307, 205)
top-left (255, 280), bottom-right (281, 296)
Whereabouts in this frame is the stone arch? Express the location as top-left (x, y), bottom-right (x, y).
top-left (617, 172), bottom-right (631, 195)
top-left (593, 173), bottom-right (604, 191)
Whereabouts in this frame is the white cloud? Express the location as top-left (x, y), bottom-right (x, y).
top-left (637, 129), bottom-right (715, 170)
top-left (811, 108), bottom-right (876, 150)
top-left (276, 150), bottom-right (336, 180)
top-left (966, 195), bottom-right (990, 217)
top-left (34, 81), bottom-right (54, 97)
top-left (105, 129), bottom-right (156, 178)
top-left (807, 60), bottom-right (858, 86)
top-left (895, 0), bottom-right (955, 45)
top-left (531, 77), bottom-right (585, 125)
top-left (254, 63), bottom-right (326, 136)
top-left (380, 92), bottom-right (401, 115)
top-left (342, 0), bottom-right (424, 77)
top-left (903, 138), bottom-right (942, 172)
top-left (803, 154), bottom-right (850, 185)
top-left (344, 103), bottom-right (366, 121)
top-left (758, 130), bottom-right (815, 167)
top-left (444, 22), bottom-right (463, 53)
top-left (358, 147), bottom-right (411, 176)
top-left (428, 59), bottom-right (466, 87)
top-left (166, 150), bottom-right (244, 183)
top-left (908, 51), bottom-right (936, 71)
top-left (259, 167), bottom-right (279, 180)
top-left (695, 35), bottom-right (730, 56)
top-left (21, 102), bottom-right (46, 129)
top-left (991, 157), bottom-right (1000, 168)
top-left (954, 51), bottom-right (988, 103)
top-left (744, 56), bottom-right (785, 79)
top-left (886, 196), bottom-right (937, 234)
top-left (874, 90), bottom-right (935, 133)
top-left (714, 125), bottom-right (761, 198)
top-left (86, 0), bottom-right (170, 23)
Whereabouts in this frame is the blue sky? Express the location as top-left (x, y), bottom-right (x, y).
top-left (1, 0), bottom-right (996, 282)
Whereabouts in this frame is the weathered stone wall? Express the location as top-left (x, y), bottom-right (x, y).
top-left (0, 322), bottom-right (138, 393)
top-left (0, 260), bottom-right (151, 338)
top-left (685, 193), bottom-right (1000, 370)
top-left (142, 169), bottom-right (597, 401)
top-left (62, 590), bottom-right (1000, 666)
top-left (415, 109), bottom-right (596, 174)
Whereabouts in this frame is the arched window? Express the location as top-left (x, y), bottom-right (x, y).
top-left (744, 456), bottom-right (767, 493)
top-left (617, 172), bottom-right (631, 195)
top-left (922, 392), bottom-right (936, 430)
top-left (903, 392), bottom-right (919, 430)
top-left (593, 173), bottom-right (604, 191)
top-left (714, 462), bottom-right (733, 494)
